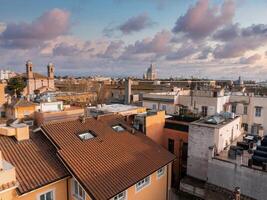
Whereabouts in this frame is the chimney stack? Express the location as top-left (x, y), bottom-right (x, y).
top-left (125, 78), bottom-right (132, 105)
top-left (234, 187), bottom-right (241, 200)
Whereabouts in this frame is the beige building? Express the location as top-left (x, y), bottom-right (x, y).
top-left (24, 60), bottom-right (55, 95)
top-left (142, 88), bottom-right (230, 116)
top-left (229, 92), bottom-right (267, 136)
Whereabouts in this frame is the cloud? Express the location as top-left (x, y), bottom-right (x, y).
top-left (166, 42), bottom-right (199, 60)
top-left (213, 24), bottom-right (267, 59)
top-left (120, 30), bottom-right (172, 60)
top-left (103, 13), bottom-right (155, 36)
top-left (0, 8), bottom-right (70, 49)
top-left (213, 23), bottom-right (240, 41)
top-left (100, 40), bottom-right (124, 59)
top-left (172, 0), bottom-right (235, 40)
top-left (239, 54), bottom-right (262, 64)
top-left (0, 23), bottom-right (6, 33)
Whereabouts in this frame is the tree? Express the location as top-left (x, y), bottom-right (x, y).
top-left (7, 77), bottom-right (26, 97)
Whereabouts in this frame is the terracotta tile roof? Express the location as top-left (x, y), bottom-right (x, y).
top-left (0, 132), bottom-right (70, 195)
top-left (42, 114), bottom-right (175, 200)
top-left (21, 72), bottom-right (48, 79)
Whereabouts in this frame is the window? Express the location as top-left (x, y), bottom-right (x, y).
top-left (136, 176), bottom-right (150, 192)
top-left (157, 167), bottom-right (165, 179)
top-left (201, 106), bottom-right (208, 117)
top-left (162, 105), bottom-right (167, 111)
top-left (231, 104), bottom-right (236, 114)
top-left (112, 125), bottom-right (125, 132)
top-left (73, 179), bottom-right (85, 200)
top-left (78, 131), bottom-right (95, 140)
top-left (243, 106), bottom-right (247, 115)
top-left (255, 107), bottom-right (262, 117)
top-left (168, 139), bottom-right (174, 154)
top-left (152, 104), bottom-right (157, 110)
top-left (242, 123), bottom-right (248, 132)
top-left (39, 190), bottom-right (54, 200)
top-left (112, 191), bottom-right (127, 200)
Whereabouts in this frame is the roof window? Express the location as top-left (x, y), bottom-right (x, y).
top-left (78, 131), bottom-right (95, 140)
top-left (112, 125), bottom-right (125, 132)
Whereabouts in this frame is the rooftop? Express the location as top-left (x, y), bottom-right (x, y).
top-left (0, 131), bottom-right (70, 195)
top-left (88, 104), bottom-right (142, 114)
top-left (41, 114), bottom-right (175, 200)
top-left (191, 113), bottom-right (239, 128)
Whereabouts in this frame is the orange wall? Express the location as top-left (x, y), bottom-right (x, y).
top-left (15, 106), bottom-right (36, 119)
top-left (124, 163), bottom-right (172, 200)
top-left (145, 111), bottom-right (166, 144)
top-left (0, 83), bottom-right (5, 106)
top-left (0, 178), bottom-right (68, 200)
top-left (163, 128), bottom-right (188, 185)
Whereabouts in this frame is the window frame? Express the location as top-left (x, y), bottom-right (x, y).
top-left (72, 179), bottom-right (86, 200)
top-left (157, 166), bottom-right (165, 179)
top-left (152, 104), bottom-right (157, 110)
top-left (135, 176), bottom-right (151, 192)
top-left (243, 105), bottom-right (248, 115)
top-left (37, 189), bottom-right (55, 200)
top-left (255, 107), bottom-right (262, 117)
top-left (78, 131), bottom-right (96, 141)
top-left (111, 190), bottom-right (127, 200)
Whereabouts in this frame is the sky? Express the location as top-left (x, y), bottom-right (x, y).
top-left (0, 0), bottom-right (267, 80)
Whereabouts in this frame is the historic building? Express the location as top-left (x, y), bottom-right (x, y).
top-left (24, 60), bottom-right (55, 95)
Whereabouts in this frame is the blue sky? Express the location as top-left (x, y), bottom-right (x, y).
top-left (0, 0), bottom-right (267, 80)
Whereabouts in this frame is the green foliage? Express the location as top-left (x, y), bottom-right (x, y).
top-left (7, 77), bottom-right (26, 97)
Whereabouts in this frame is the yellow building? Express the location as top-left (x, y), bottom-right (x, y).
top-left (6, 99), bottom-right (37, 119)
top-left (0, 114), bottom-right (175, 200)
top-left (0, 82), bottom-right (6, 117)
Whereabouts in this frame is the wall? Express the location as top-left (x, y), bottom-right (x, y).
top-left (187, 124), bottom-right (214, 181)
top-left (0, 178), bottom-right (68, 200)
top-left (15, 106), bottom-right (36, 119)
top-left (142, 100), bottom-right (177, 114)
top-left (35, 108), bottom-right (84, 126)
top-left (188, 117), bottom-right (241, 181)
top-left (163, 128), bottom-right (188, 183)
top-left (207, 158), bottom-right (267, 200)
top-left (126, 163), bottom-right (171, 200)
top-left (145, 111), bottom-right (166, 145)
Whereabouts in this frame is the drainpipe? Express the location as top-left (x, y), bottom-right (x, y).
top-left (166, 164), bottom-right (169, 200)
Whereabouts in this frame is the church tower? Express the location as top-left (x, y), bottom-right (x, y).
top-left (26, 60), bottom-right (33, 79)
top-left (47, 62), bottom-right (55, 79)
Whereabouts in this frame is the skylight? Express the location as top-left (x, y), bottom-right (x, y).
top-left (78, 131), bottom-right (95, 140)
top-left (112, 125), bottom-right (125, 132)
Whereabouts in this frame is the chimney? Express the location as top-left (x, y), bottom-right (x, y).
top-left (79, 115), bottom-right (86, 123)
top-left (234, 187), bottom-right (241, 200)
top-left (125, 78), bottom-right (132, 105)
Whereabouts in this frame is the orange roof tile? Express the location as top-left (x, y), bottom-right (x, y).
top-left (42, 114), bottom-right (175, 200)
top-left (0, 132), bottom-right (70, 195)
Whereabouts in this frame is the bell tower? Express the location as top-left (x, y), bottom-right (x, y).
top-left (47, 62), bottom-right (54, 79)
top-left (26, 60), bottom-right (33, 79)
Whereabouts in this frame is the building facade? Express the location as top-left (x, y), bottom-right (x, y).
top-left (24, 61), bottom-right (55, 95)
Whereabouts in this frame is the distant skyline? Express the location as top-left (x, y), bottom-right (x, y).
top-left (0, 0), bottom-right (267, 80)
